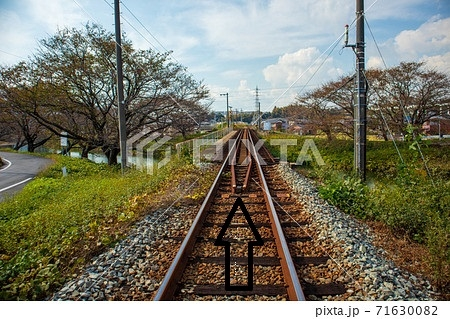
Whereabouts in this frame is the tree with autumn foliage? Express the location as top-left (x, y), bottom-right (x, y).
top-left (284, 61), bottom-right (450, 140)
top-left (0, 23), bottom-right (210, 164)
top-left (367, 61), bottom-right (450, 139)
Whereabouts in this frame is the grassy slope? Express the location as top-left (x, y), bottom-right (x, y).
top-left (0, 154), bottom-right (215, 300)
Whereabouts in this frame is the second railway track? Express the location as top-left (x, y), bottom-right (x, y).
top-left (154, 128), bottom-right (345, 301)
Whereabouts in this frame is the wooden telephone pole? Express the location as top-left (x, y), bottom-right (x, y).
top-left (115, 0), bottom-right (127, 173)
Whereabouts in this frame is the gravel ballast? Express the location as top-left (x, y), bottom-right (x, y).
top-left (276, 163), bottom-right (433, 301)
top-left (51, 164), bottom-right (434, 301)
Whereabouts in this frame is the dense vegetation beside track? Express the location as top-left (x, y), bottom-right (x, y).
top-left (0, 154), bottom-right (214, 300)
top-left (264, 132), bottom-right (450, 291)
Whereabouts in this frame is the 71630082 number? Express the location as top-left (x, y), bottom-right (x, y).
top-left (376, 306), bottom-right (438, 316)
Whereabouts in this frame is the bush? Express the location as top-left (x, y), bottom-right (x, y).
top-left (369, 183), bottom-right (429, 241)
top-left (317, 171), bottom-right (371, 219)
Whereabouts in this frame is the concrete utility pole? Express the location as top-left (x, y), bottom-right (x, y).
top-left (345, 0), bottom-right (367, 180)
top-left (115, 0), bottom-right (127, 173)
top-left (220, 93), bottom-right (230, 128)
top-left (255, 86), bottom-right (261, 130)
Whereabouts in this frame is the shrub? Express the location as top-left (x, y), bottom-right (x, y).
top-left (318, 172), bottom-right (371, 219)
top-left (369, 183), bottom-right (429, 241)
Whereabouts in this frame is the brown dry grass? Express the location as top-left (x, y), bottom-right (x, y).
top-left (367, 221), bottom-right (449, 300)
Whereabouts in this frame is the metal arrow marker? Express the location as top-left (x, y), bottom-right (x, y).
top-left (214, 197), bottom-right (264, 291)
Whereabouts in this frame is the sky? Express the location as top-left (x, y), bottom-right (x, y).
top-left (1, 0), bottom-right (450, 114)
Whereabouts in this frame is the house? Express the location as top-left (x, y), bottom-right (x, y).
top-left (422, 116), bottom-right (450, 137)
top-left (261, 118), bottom-right (288, 131)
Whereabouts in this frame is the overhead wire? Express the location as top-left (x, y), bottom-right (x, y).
top-left (120, 1), bottom-right (176, 62)
top-left (97, 0), bottom-right (201, 125)
top-left (365, 16), bottom-right (435, 186)
top-left (251, 27), bottom-right (351, 126)
top-left (364, 16), bottom-right (404, 165)
top-left (269, 0), bottom-right (379, 110)
top-left (0, 49), bottom-right (27, 61)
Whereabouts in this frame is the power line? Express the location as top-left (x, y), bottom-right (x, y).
top-left (120, 1), bottom-right (175, 60)
top-left (254, 30), bottom-right (347, 118)
top-left (0, 49), bottom-right (27, 60)
top-left (73, 0), bottom-right (101, 25)
top-left (103, 0), bottom-right (159, 53)
top-left (364, 15), bottom-right (436, 186)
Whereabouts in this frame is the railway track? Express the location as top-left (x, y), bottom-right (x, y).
top-left (154, 128), bottom-right (345, 300)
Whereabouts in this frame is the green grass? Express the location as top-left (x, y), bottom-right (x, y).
top-left (0, 154), bottom-right (213, 300)
top-left (264, 132), bottom-right (450, 291)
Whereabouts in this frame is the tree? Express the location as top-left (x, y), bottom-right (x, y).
top-left (284, 62), bottom-right (450, 141)
top-left (0, 64), bottom-right (53, 152)
top-left (0, 23), bottom-right (210, 164)
top-left (291, 86), bottom-right (343, 141)
top-left (370, 62), bottom-right (450, 138)
top-left (169, 100), bottom-right (211, 138)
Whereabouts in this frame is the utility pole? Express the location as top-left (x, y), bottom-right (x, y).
top-left (255, 86), bottom-right (261, 130)
top-left (345, 0), bottom-right (367, 180)
top-left (115, 0), bottom-right (127, 174)
top-left (220, 93), bottom-right (230, 128)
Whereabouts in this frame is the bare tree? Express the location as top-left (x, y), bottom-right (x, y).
top-left (292, 86), bottom-right (343, 141)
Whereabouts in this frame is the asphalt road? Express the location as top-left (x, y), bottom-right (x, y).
top-left (0, 152), bottom-right (53, 201)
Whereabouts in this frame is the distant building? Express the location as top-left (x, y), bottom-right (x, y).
top-left (286, 119), bottom-right (318, 135)
top-left (261, 118), bottom-right (288, 131)
top-left (422, 116), bottom-right (450, 136)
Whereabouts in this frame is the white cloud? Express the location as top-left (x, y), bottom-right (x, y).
top-left (394, 16), bottom-right (450, 60)
top-left (422, 52), bottom-right (450, 73)
top-left (367, 56), bottom-right (384, 69)
top-left (191, 0), bottom-right (354, 59)
top-left (238, 79), bottom-right (249, 92)
top-left (263, 47), bottom-right (336, 87)
top-left (24, 0), bottom-right (85, 32)
top-left (260, 47), bottom-right (343, 109)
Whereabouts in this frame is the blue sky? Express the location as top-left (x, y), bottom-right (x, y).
top-left (1, 0), bottom-right (449, 113)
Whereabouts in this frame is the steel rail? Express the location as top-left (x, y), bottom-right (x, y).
top-left (248, 131), bottom-right (306, 301)
top-left (248, 129), bottom-right (276, 164)
top-left (154, 131), bottom-right (241, 300)
top-left (241, 129), bottom-right (252, 192)
top-left (242, 157), bottom-right (252, 192)
top-left (231, 151), bottom-right (237, 193)
top-left (230, 131), bottom-right (243, 193)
